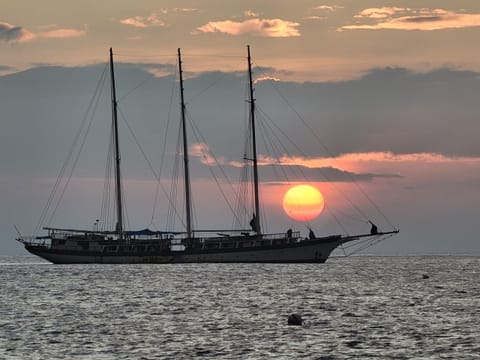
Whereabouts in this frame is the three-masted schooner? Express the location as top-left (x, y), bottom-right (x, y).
top-left (17, 47), bottom-right (398, 264)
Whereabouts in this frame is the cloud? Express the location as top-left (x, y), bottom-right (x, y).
top-left (274, 152), bottom-right (478, 169)
top-left (244, 10), bottom-right (260, 17)
top-left (257, 164), bottom-right (398, 183)
top-left (314, 5), bottom-right (344, 12)
top-left (303, 16), bottom-right (327, 21)
top-left (254, 76), bottom-right (280, 84)
top-left (39, 28), bottom-right (86, 39)
top-left (120, 14), bottom-right (166, 28)
top-left (304, 5), bottom-right (342, 21)
top-left (342, 8), bottom-right (480, 31)
top-left (0, 21), bottom-right (86, 43)
top-left (172, 8), bottom-right (197, 13)
top-left (190, 142), bottom-right (224, 166)
top-left (0, 21), bottom-right (35, 43)
top-left (354, 7), bottom-right (408, 19)
top-left (196, 18), bottom-right (300, 37)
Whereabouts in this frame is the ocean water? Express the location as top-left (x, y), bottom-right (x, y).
top-left (0, 256), bottom-right (478, 359)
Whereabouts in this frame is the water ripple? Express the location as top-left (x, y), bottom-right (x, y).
top-left (0, 256), bottom-right (479, 358)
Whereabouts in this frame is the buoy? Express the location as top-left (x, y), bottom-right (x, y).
top-left (287, 313), bottom-right (303, 326)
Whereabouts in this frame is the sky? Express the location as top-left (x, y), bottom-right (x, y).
top-left (2, 1), bottom-right (480, 256)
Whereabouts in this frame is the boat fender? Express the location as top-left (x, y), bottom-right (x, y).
top-left (287, 313), bottom-right (303, 326)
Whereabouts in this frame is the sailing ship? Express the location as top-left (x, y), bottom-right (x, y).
top-left (17, 47), bottom-right (399, 264)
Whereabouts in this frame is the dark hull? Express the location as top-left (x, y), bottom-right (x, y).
top-left (25, 237), bottom-right (347, 264)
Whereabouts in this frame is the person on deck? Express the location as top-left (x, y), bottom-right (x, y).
top-left (286, 228), bottom-right (293, 239)
top-left (369, 221), bottom-right (378, 235)
top-left (249, 214), bottom-right (258, 233)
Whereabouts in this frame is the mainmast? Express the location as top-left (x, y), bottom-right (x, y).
top-left (178, 48), bottom-right (193, 239)
top-left (109, 48), bottom-right (124, 241)
top-left (247, 45), bottom-right (261, 234)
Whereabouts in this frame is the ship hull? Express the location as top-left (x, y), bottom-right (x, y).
top-left (25, 238), bottom-right (346, 264)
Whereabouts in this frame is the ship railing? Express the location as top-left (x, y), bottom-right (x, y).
top-left (261, 231), bottom-right (301, 241)
top-left (192, 231), bottom-right (301, 242)
top-left (17, 235), bottom-right (50, 248)
top-left (191, 231), bottom-right (302, 249)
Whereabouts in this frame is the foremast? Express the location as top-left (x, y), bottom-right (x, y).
top-left (109, 48), bottom-right (124, 241)
top-left (178, 48), bottom-right (193, 239)
top-left (247, 45), bottom-right (261, 234)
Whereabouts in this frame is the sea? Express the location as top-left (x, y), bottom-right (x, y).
top-left (0, 256), bottom-right (478, 359)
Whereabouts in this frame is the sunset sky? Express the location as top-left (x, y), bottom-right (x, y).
top-left (2, 0), bottom-right (480, 256)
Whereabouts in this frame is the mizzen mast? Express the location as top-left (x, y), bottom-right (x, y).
top-left (178, 48), bottom-right (193, 239)
top-left (247, 45), bottom-right (261, 234)
top-left (109, 48), bottom-right (124, 241)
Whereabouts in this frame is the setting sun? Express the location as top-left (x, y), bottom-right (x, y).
top-left (282, 184), bottom-right (325, 222)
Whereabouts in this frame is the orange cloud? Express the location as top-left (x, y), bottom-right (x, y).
top-left (120, 14), bottom-right (165, 28)
top-left (39, 28), bottom-right (86, 39)
top-left (342, 8), bottom-right (480, 31)
top-left (233, 152), bottom-right (480, 172)
top-left (189, 142), bottom-right (224, 166)
top-left (244, 10), bottom-right (260, 17)
top-left (354, 7), bottom-right (408, 19)
top-left (196, 18), bottom-right (300, 37)
top-left (278, 152), bottom-right (480, 166)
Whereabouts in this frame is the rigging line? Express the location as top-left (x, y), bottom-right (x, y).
top-left (46, 74), bottom-right (107, 227)
top-left (167, 121), bottom-right (186, 232)
top-left (345, 233), bottom-right (396, 255)
top-left (117, 106), bottom-right (185, 228)
top-left (183, 53), bottom-right (243, 58)
top-left (186, 72), bottom-right (229, 104)
top-left (117, 107), bottom-right (159, 178)
top-left (113, 52), bottom-right (177, 59)
top-left (339, 244), bottom-right (348, 257)
top-left (117, 73), bottom-right (156, 103)
top-left (265, 78), bottom-right (397, 229)
top-left (256, 106), bottom-right (353, 234)
top-left (341, 236), bottom-right (375, 249)
top-left (261, 113), bottom-right (352, 234)
top-left (151, 60), bottom-right (178, 226)
top-left (37, 64), bottom-right (109, 233)
top-left (253, 81), bottom-right (359, 236)
top-left (100, 124), bottom-right (114, 231)
top-left (257, 109), bottom-right (308, 181)
top-left (255, 112), bottom-right (294, 183)
top-left (185, 110), bottom-right (244, 226)
top-left (235, 82), bottom-right (256, 226)
top-left (341, 234), bottom-right (384, 251)
top-left (324, 203), bottom-right (350, 236)
top-left (335, 209), bottom-right (369, 224)
top-left (256, 117), bottom-right (288, 184)
top-left (121, 181), bottom-right (130, 231)
top-left (256, 104), bottom-right (370, 224)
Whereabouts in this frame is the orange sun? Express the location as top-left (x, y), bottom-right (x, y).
top-left (282, 184), bottom-right (325, 222)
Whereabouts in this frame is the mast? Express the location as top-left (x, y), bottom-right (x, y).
top-left (247, 45), bottom-right (261, 234)
top-left (178, 48), bottom-right (193, 239)
top-left (109, 48), bottom-right (124, 241)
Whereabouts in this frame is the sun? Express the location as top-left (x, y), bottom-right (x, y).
top-left (282, 184), bottom-right (325, 222)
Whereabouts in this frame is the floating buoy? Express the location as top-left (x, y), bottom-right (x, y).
top-left (287, 313), bottom-right (303, 326)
